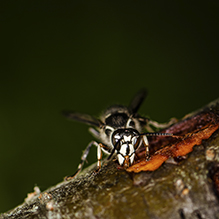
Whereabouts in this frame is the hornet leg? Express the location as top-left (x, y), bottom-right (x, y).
top-left (142, 135), bottom-right (150, 161)
top-left (65, 141), bottom-right (108, 180)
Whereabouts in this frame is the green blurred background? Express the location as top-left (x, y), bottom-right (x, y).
top-left (0, 1), bottom-right (219, 213)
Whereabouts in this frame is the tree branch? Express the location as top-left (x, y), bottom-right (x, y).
top-left (1, 99), bottom-right (219, 219)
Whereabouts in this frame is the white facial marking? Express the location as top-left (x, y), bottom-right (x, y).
top-left (119, 139), bottom-right (135, 154)
top-left (119, 144), bottom-right (128, 156)
top-left (117, 143), bottom-right (135, 166)
top-left (123, 135), bottom-right (131, 142)
top-left (128, 144), bottom-right (135, 156)
top-left (130, 153), bottom-right (135, 164)
top-left (118, 154), bottom-right (125, 165)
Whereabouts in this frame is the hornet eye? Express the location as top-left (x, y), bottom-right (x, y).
top-left (132, 136), bottom-right (140, 149)
top-left (132, 137), bottom-right (137, 145)
top-left (111, 130), bottom-right (123, 147)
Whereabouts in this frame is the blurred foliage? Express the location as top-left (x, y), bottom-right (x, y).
top-left (0, 1), bottom-right (219, 213)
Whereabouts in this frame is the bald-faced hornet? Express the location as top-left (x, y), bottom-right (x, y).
top-left (63, 89), bottom-right (175, 179)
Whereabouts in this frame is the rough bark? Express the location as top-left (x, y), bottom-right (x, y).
top-left (1, 99), bottom-right (219, 219)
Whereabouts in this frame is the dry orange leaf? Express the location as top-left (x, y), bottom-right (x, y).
top-left (127, 122), bottom-right (219, 173)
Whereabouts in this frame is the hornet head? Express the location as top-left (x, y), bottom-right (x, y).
top-left (111, 128), bottom-right (140, 168)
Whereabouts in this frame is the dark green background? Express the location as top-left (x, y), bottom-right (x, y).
top-left (1, 1), bottom-right (219, 213)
